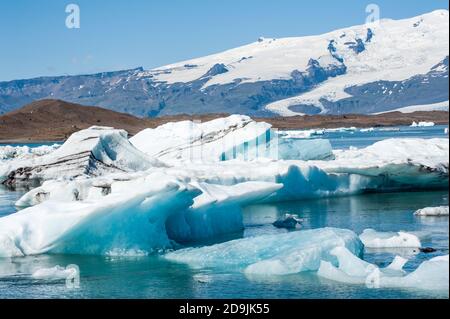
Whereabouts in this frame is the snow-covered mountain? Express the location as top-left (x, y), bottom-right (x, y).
top-left (0, 10), bottom-right (448, 117)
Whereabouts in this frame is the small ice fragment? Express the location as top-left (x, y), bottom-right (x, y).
top-left (414, 206), bottom-right (449, 216)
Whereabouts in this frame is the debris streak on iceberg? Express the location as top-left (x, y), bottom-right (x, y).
top-left (0, 126), bottom-right (162, 187)
top-left (165, 228), bottom-right (363, 275)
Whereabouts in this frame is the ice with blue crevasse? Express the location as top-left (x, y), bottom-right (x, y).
top-left (0, 115), bottom-right (448, 292)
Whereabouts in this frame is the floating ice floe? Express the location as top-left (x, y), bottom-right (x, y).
top-left (414, 206), bottom-right (449, 216)
top-left (14, 136), bottom-right (449, 207)
top-left (279, 129), bottom-right (324, 139)
top-left (410, 121), bottom-right (435, 127)
top-left (359, 229), bottom-right (422, 248)
top-left (318, 247), bottom-right (449, 291)
top-left (0, 127), bottom-right (163, 188)
top-left (165, 227), bottom-right (363, 275)
top-left (32, 265), bottom-right (78, 281)
top-left (0, 118), bottom-right (448, 258)
top-left (360, 128), bottom-right (375, 133)
top-left (0, 144), bottom-right (59, 161)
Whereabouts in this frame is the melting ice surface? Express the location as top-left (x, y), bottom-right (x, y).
top-left (0, 120), bottom-right (448, 298)
top-left (165, 228), bottom-right (363, 275)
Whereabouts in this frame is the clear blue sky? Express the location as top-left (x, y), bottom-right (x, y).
top-left (0, 0), bottom-right (448, 81)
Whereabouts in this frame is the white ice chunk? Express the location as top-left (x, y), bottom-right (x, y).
top-left (359, 229), bottom-right (422, 248)
top-left (32, 265), bottom-right (77, 281)
top-left (318, 247), bottom-right (448, 291)
top-left (414, 206), bottom-right (449, 216)
top-left (0, 144), bottom-right (59, 161)
top-left (410, 121), bottom-right (435, 127)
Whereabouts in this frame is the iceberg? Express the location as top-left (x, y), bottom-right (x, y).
top-left (410, 121), bottom-right (435, 127)
top-left (326, 138), bottom-right (449, 189)
top-left (165, 227), bottom-right (363, 275)
top-left (374, 255), bottom-right (449, 291)
top-left (279, 129), bottom-right (324, 139)
top-left (0, 144), bottom-right (59, 161)
top-left (317, 247), bottom-right (407, 285)
top-left (360, 128), bottom-right (375, 133)
top-left (32, 265), bottom-right (77, 281)
top-left (0, 173), bottom-right (281, 257)
top-left (276, 138), bottom-right (334, 161)
top-left (165, 181), bottom-right (282, 243)
top-left (359, 229), bottom-right (422, 248)
top-left (131, 115), bottom-right (334, 162)
top-left (130, 115), bottom-right (272, 163)
top-left (1, 126), bottom-right (162, 188)
top-left (414, 206), bottom-right (449, 216)
top-left (0, 173), bottom-right (200, 257)
top-left (13, 135), bottom-right (449, 209)
top-left (318, 247), bottom-right (449, 291)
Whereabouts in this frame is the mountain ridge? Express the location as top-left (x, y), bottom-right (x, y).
top-left (0, 10), bottom-right (448, 117)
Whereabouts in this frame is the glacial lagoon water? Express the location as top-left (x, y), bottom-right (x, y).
top-left (0, 125), bottom-right (448, 299)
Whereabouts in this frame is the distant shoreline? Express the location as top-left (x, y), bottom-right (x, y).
top-left (0, 99), bottom-right (448, 144)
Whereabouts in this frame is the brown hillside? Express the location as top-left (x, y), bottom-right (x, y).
top-left (0, 99), bottom-right (448, 143)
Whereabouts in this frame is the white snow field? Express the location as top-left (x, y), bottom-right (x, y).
top-left (142, 10), bottom-right (448, 88)
top-left (414, 206), bottom-right (449, 216)
top-left (318, 247), bottom-right (449, 291)
top-left (0, 117), bottom-right (448, 260)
